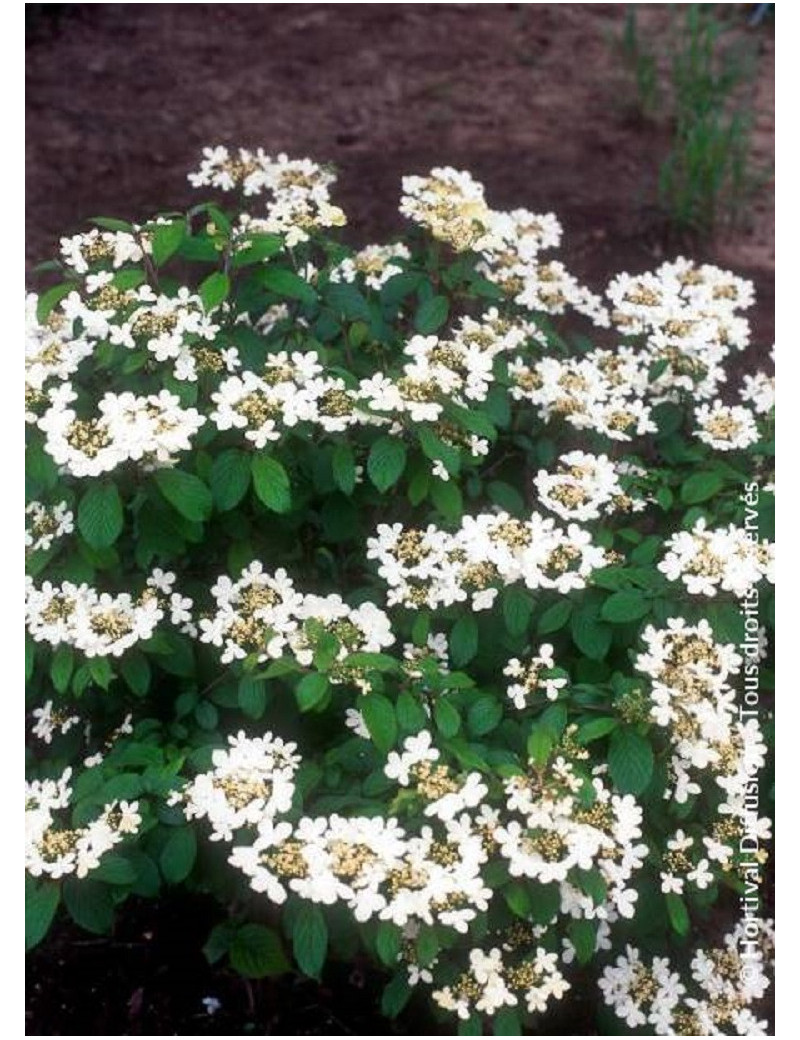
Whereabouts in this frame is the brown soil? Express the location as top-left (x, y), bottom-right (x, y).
top-left (26, 3), bottom-right (774, 344)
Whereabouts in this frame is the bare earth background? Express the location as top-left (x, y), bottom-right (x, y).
top-left (25, 4), bottom-right (774, 1035)
top-left (26, 3), bottom-right (774, 337)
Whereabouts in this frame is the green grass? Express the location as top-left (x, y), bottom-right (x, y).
top-left (620, 4), bottom-right (771, 238)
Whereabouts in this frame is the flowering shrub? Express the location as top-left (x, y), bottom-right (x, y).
top-left (25, 148), bottom-right (775, 1035)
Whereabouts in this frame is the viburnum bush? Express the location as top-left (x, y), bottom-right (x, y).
top-left (25, 148), bottom-right (775, 1035)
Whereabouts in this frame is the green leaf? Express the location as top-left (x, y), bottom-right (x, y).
top-left (261, 267), bottom-right (317, 305)
top-left (160, 826), bottom-right (197, 883)
top-left (467, 695), bottom-right (503, 737)
top-left (210, 449), bottom-right (251, 511)
top-left (527, 725), bottom-right (554, 767)
top-left (608, 727), bottom-right (654, 795)
top-left (503, 586), bottom-right (534, 636)
top-left (665, 892), bottom-right (690, 936)
top-left (239, 677), bottom-right (267, 719)
top-left (312, 629), bottom-right (341, 671)
top-left (433, 697), bottom-right (460, 738)
top-left (450, 615), bottom-right (478, 667)
top-left (88, 656), bottom-right (114, 690)
top-left (154, 469), bottom-right (213, 522)
top-left (361, 693), bottom-right (397, 752)
top-left (458, 1016), bottom-right (482, 1035)
top-left (576, 716), bottom-right (618, 744)
top-left (26, 637), bottom-right (35, 682)
top-left (367, 437), bottom-right (407, 492)
top-left (89, 216), bottom-right (133, 232)
top-left (600, 590), bottom-right (650, 623)
top-left (530, 882), bottom-right (561, 925)
top-left (92, 854), bottom-right (137, 885)
top-left (231, 234), bottom-right (283, 267)
top-left (296, 672), bottom-right (329, 712)
top-left (375, 923), bottom-right (402, 968)
top-left (493, 1008), bottom-right (523, 1035)
top-left (411, 293), bottom-right (449, 332)
top-left (50, 647), bottom-right (74, 695)
top-left (415, 294), bottom-right (449, 334)
top-left (62, 878), bottom-right (114, 935)
top-left (325, 282), bottom-right (371, 320)
top-left (571, 607), bottom-right (612, 661)
top-left (680, 470), bottom-right (724, 504)
top-left (120, 652), bottom-right (151, 697)
top-left (195, 700), bottom-right (218, 730)
top-left (430, 477), bottom-right (462, 521)
top-left (504, 881), bottom-right (532, 918)
top-left (203, 921), bottom-right (237, 965)
top-left (487, 479), bottom-right (525, 514)
top-left (78, 483), bottom-right (123, 548)
top-left (567, 919), bottom-right (597, 965)
top-left (537, 599), bottom-right (573, 634)
top-left (418, 426), bottom-right (460, 475)
top-left (151, 220), bottom-right (186, 266)
top-left (230, 923), bottom-right (290, 978)
top-left (415, 925), bottom-right (439, 967)
top-left (198, 271), bottom-right (230, 311)
top-left (331, 442), bottom-right (357, 495)
top-left (292, 903), bottom-right (328, 979)
top-left (396, 691), bottom-right (428, 733)
top-left (575, 867), bottom-right (608, 906)
top-left (252, 453), bottom-right (292, 513)
top-left (381, 972), bottom-right (412, 1018)
top-left (26, 883), bottom-right (60, 950)
top-left (36, 283), bottom-right (73, 323)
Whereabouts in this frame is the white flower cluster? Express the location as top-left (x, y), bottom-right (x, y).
top-left (25, 569), bottom-right (192, 658)
top-left (599, 924), bottom-right (773, 1035)
top-left (60, 227), bottom-right (146, 274)
top-left (432, 943), bottom-right (569, 1020)
top-left (176, 729), bottom-right (491, 933)
top-left (401, 632), bottom-right (450, 681)
top-left (607, 257), bottom-right (753, 350)
top-left (533, 450), bottom-right (645, 522)
top-left (399, 168), bottom-right (607, 324)
top-left (606, 260), bottom-right (757, 407)
top-left (658, 518), bottom-right (774, 597)
top-left (30, 699), bottom-right (80, 744)
top-left (635, 619), bottom-right (771, 858)
top-left (509, 349), bottom-right (658, 442)
top-left (503, 644), bottom-right (567, 708)
top-left (358, 310), bottom-right (541, 445)
top-left (694, 401), bottom-right (760, 451)
top-left (77, 281), bottom-right (223, 378)
top-left (198, 561), bottom-right (394, 676)
top-left (479, 241), bottom-right (608, 325)
top-left (367, 511), bottom-right (606, 610)
top-left (495, 756), bottom-right (646, 919)
top-left (26, 767), bottom-right (141, 879)
top-left (739, 369), bottom-right (775, 415)
top-left (399, 167), bottom-right (499, 254)
top-left (659, 828), bottom-right (714, 895)
top-left (210, 350), bottom-right (384, 446)
top-left (171, 731), bottom-right (301, 842)
top-left (330, 242), bottom-right (411, 290)
top-left (385, 731), bottom-right (489, 823)
top-left (25, 294), bottom-right (94, 422)
top-left (38, 383), bottom-right (205, 478)
top-left (25, 500), bottom-right (74, 553)
top-left (188, 147), bottom-right (346, 246)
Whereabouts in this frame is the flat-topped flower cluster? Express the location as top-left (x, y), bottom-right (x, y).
top-left (25, 150), bottom-right (774, 1034)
